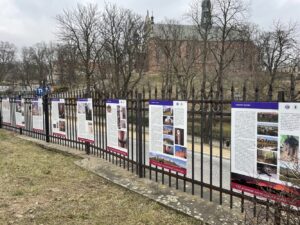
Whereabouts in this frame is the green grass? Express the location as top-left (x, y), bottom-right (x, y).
top-left (0, 129), bottom-right (199, 225)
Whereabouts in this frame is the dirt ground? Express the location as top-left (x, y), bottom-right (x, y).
top-left (0, 130), bottom-right (199, 225)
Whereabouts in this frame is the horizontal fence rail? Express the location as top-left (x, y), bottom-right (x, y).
top-left (0, 87), bottom-right (299, 224)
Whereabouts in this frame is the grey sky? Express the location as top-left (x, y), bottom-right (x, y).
top-left (0, 0), bottom-right (300, 48)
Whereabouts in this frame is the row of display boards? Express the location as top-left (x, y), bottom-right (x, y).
top-left (1, 98), bottom-right (300, 206)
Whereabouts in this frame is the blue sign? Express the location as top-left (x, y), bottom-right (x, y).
top-left (36, 88), bottom-right (44, 96)
top-left (36, 85), bottom-right (51, 96)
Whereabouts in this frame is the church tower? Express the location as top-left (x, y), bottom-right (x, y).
top-left (145, 10), bottom-right (154, 36)
top-left (201, 0), bottom-right (212, 30)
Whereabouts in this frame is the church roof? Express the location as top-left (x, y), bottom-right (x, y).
top-left (151, 23), bottom-right (198, 39)
top-left (151, 23), bottom-right (243, 41)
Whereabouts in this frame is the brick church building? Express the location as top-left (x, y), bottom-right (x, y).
top-left (143, 0), bottom-right (258, 82)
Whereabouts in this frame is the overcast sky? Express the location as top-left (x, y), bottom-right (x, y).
top-left (1, 0), bottom-right (300, 48)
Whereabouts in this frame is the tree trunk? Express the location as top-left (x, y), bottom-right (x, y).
top-left (86, 70), bottom-right (91, 96)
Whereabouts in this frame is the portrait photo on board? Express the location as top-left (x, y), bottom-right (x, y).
top-left (59, 121), bottom-right (66, 132)
top-left (118, 130), bottom-right (127, 149)
top-left (32, 102), bottom-right (41, 116)
top-left (78, 103), bottom-right (85, 114)
top-left (163, 145), bottom-right (174, 156)
top-left (121, 107), bottom-right (126, 119)
top-left (175, 128), bottom-right (184, 146)
top-left (163, 116), bottom-right (173, 126)
top-left (85, 103), bottom-right (93, 121)
top-left (58, 103), bottom-right (65, 119)
top-left (16, 102), bottom-right (22, 113)
top-left (106, 104), bottom-right (112, 113)
top-left (280, 135), bottom-right (299, 164)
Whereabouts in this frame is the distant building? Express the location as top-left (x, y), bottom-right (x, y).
top-left (143, 0), bottom-right (258, 79)
top-left (278, 62), bottom-right (300, 80)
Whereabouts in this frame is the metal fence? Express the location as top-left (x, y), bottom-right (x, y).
top-left (0, 85), bottom-right (299, 225)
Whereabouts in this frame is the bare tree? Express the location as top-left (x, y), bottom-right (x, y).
top-left (15, 44), bottom-right (55, 91)
top-left (210, 0), bottom-right (249, 93)
top-left (17, 47), bottom-right (39, 91)
top-left (56, 43), bottom-right (80, 89)
top-left (187, 0), bottom-right (213, 93)
top-left (29, 42), bottom-right (49, 85)
top-left (44, 42), bottom-right (56, 86)
top-left (153, 20), bottom-right (199, 99)
top-left (230, 23), bottom-right (267, 98)
top-left (0, 41), bottom-right (16, 84)
top-left (98, 3), bottom-right (149, 98)
top-left (56, 3), bottom-right (103, 93)
top-left (257, 21), bottom-right (299, 87)
top-left (152, 21), bottom-right (178, 98)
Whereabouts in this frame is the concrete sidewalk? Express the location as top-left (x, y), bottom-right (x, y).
top-left (17, 134), bottom-right (243, 225)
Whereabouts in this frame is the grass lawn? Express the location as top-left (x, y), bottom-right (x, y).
top-left (0, 130), bottom-right (199, 225)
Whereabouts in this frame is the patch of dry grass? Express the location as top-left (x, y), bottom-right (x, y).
top-left (0, 130), bottom-right (200, 225)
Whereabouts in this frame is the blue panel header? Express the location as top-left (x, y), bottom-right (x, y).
top-left (106, 99), bottom-right (119, 104)
top-left (232, 102), bottom-right (278, 110)
top-left (51, 98), bottom-right (60, 102)
top-left (77, 98), bottom-right (88, 102)
top-left (149, 100), bottom-right (173, 106)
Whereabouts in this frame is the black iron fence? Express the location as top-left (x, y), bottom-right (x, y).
top-left (0, 85), bottom-right (299, 224)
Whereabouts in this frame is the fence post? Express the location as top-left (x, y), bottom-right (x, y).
top-left (0, 102), bottom-right (2, 129)
top-left (85, 142), bottom-right (90, 155)
top-left (84, 90), bottom-right (91, 155)
top-left (136, 93), bottom-right (143, 178)
top-left (43, 94), bottom-right (50, 143)
top-left (274, 91), bottom-right (285, 224)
